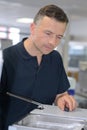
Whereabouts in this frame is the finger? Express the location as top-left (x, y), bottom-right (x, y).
top-left (69, 95), bottom-right (77, 110)
top-left (61, 95), bottom-right (75, 111)
top-left (65, 95), bottom-right (77, 111)
top-left (57, 98), bottom-right (65, 111)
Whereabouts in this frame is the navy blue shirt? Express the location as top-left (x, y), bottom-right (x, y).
top-left (0, 38), bottom-right (70, 129)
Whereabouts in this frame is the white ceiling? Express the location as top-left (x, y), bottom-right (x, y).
top-left (0, 0), bottom-right (87, 34)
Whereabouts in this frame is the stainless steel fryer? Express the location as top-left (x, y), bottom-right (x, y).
top-left (9, 105), bottom-right (87, 130)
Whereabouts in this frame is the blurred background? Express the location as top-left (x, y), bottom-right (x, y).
top-left (0, 0), bottom-right (87, 108)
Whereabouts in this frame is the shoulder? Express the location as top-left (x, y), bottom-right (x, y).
top-left (3, 41), bottom-right (20, 53)
top-left (3, 38), bottom-right (27, 58)
top-left (3, 41), bottom-right (22, 59)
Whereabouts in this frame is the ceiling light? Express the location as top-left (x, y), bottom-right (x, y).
top-left (9, 27), bottom-right (20, 33)
top-left (16, 18), bottom-right (33, 24)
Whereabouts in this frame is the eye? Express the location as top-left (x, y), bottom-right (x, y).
top-left (56, 35), bottom-right (63, 40)
top-left (46, 32), bottom-right (50, 35)
top-left (44, 31), bottom-right (52, 36)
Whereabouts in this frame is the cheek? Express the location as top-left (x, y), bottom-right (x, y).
top-left (35, 33), bottom-right (46, 42)
top-left (33, 30), bottom-right (48, 44)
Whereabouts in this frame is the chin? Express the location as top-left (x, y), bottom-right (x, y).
top-left (44, 51), bottom-right (52, 55)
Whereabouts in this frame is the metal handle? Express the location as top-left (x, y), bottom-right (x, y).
top-left (7, 92), bottom-right (44, 110)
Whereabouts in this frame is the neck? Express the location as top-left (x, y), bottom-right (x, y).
top-left (24, 37), bottom-right (42, 65)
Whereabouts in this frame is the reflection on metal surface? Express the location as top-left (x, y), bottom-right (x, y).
top-left (12, 105), bottom-right (87, 130)
top-left (16, 114), bottom-right (86, 130)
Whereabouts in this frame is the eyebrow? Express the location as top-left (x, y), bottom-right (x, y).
top-left (44, 30), bottom-right (64, 37)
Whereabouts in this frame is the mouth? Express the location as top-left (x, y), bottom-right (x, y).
top-left (44, 45), bottom-right (53, 51)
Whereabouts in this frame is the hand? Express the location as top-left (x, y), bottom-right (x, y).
top-left (55, 92), bottom-right (77, 111)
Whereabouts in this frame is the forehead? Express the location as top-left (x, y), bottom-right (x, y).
top-left (37, 16), bottom-right (67, 34)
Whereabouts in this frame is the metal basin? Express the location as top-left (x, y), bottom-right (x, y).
top-left (17, 114), bottom-right (86, 130)
top-left (15, 105), bottom-right (87, 130)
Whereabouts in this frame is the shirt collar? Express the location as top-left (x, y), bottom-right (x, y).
top-left (18, 38), bottom-right (51, 65)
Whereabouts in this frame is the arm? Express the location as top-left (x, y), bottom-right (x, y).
top-left (55, 92), bottom-right (77, 111)
top-left (0, 54), bottom-right (7, 130)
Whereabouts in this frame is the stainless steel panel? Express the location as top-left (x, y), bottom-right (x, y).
top-left (17, 114), bottom-right (86, 130)
top-left (10, 105), bottom-right (87, 130)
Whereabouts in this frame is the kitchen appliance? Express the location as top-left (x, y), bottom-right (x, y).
top-left (9, 105), bottom-right (87, 130)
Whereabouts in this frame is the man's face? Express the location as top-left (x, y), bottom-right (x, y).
top-left (30, 16), bottom-right (67, 55)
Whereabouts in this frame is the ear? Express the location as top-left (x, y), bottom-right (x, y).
top-left (30, 23), bottom-right (36, 35)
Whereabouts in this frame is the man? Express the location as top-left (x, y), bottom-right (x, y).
top-left (0, 4), bottom-right (77, 130)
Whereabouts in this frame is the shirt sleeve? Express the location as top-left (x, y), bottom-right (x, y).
top-left (56, 52), bottom-right (70, 94)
